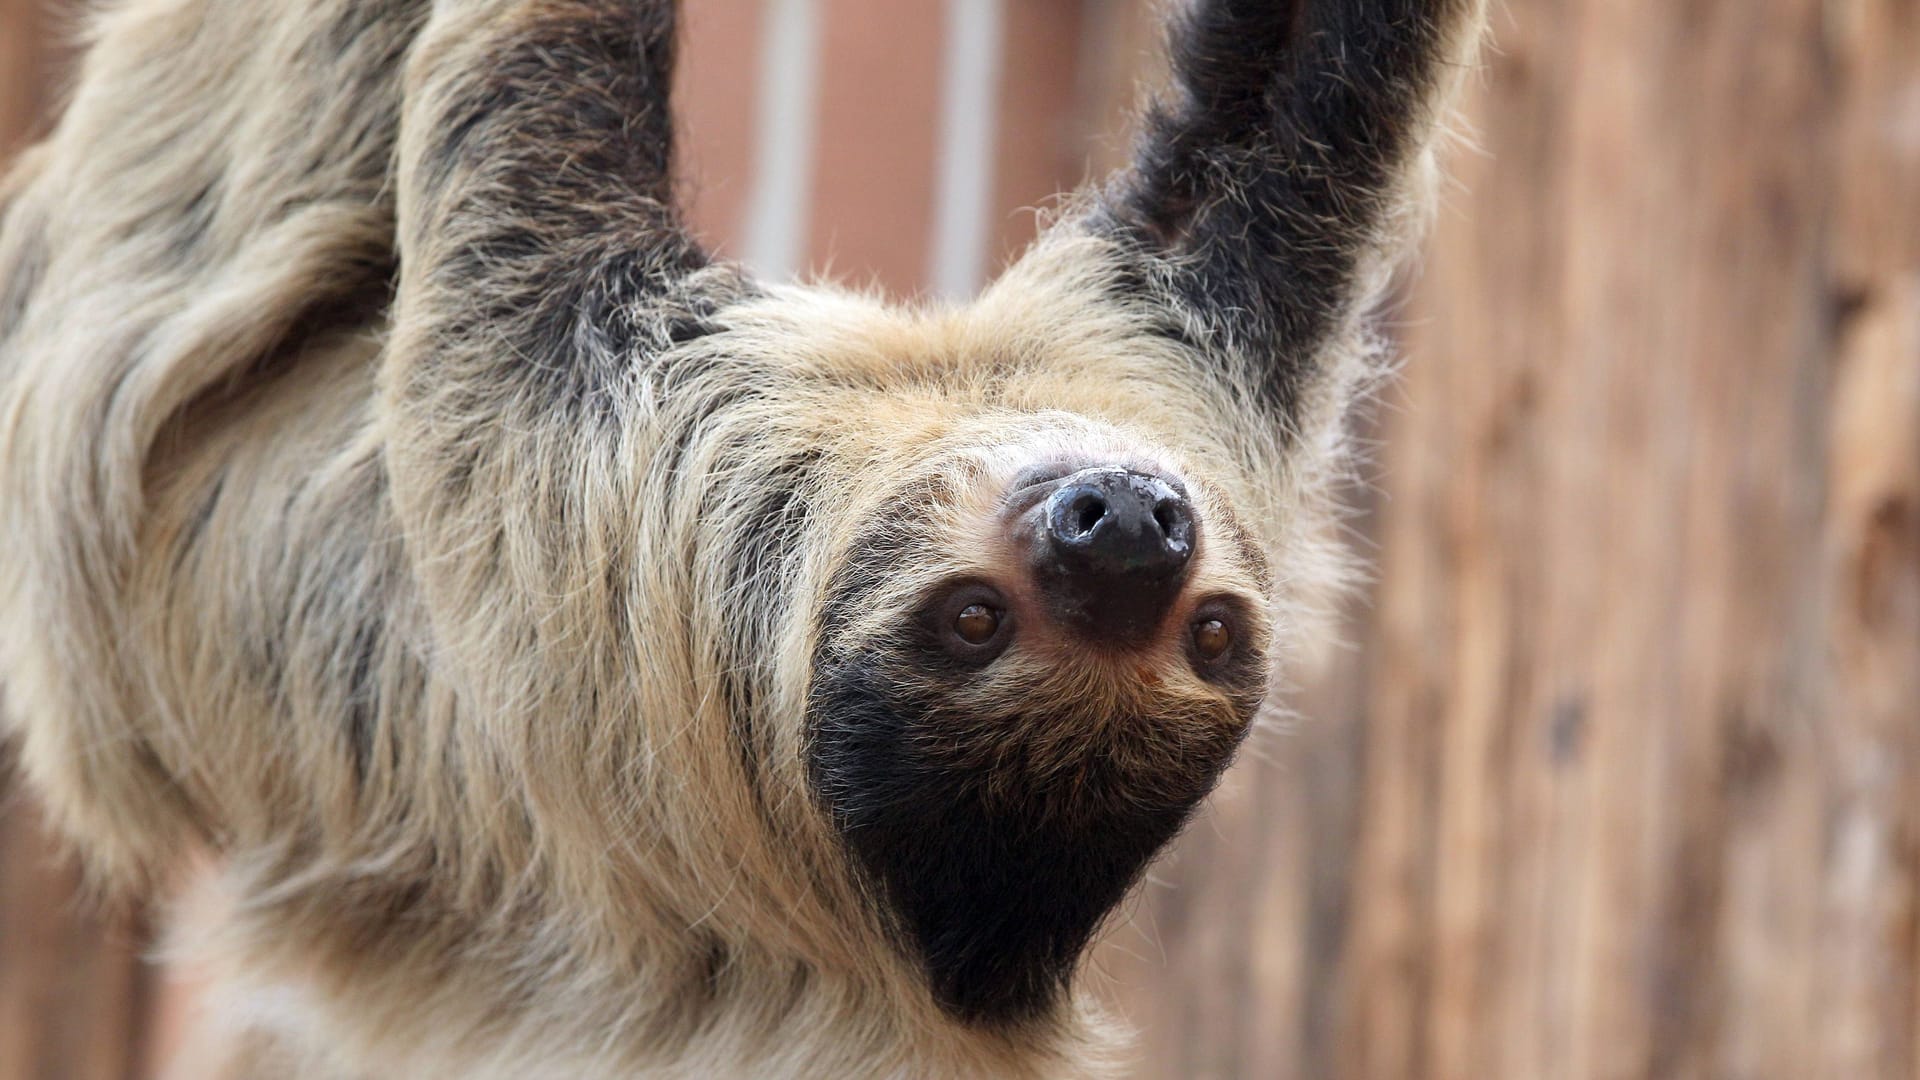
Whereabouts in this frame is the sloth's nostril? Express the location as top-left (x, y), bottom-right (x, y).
top-left (1153, 500), bottom-right (1183, 538)
top-left (1072, 495), bottom-right (1108, 536)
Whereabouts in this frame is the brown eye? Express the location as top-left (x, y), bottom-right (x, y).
top-left (1192, 617), bottom-right (1233, 662)
top-left (953, 603), bottom-right (1001, 646)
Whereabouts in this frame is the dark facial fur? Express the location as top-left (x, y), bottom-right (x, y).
top-left (0, 0), bottom-right (1486, 1074)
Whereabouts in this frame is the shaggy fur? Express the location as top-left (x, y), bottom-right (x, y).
top-left (0, 0), bottom-right (1485, 1075)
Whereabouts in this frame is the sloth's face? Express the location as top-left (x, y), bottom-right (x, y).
top-left (806, 428), bottom-right (1273, 1023)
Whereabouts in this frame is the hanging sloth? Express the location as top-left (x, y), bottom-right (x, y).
top-left (0, 0), bottom-right (1485, 1075)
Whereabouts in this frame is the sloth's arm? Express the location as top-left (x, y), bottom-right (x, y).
top-left (382, 1), bottom-right (740, 686)
top-left (1100, 0), bottom-right (1487, 417)
top-left (388, 0), bottom-right (724, 415)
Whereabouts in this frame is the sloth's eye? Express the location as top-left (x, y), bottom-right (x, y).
top-left (924, 583), bottom-right (1013, 663)
top-left (1191, 617), bottom-right (1233, 662)
top-left (953, 603), bottom-right (1002, 646)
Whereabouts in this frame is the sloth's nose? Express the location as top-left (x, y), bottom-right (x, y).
top-left (1045, 470), bottom-right (1193, 574)
top-left (1032, 467), bottom-right (1194, 645)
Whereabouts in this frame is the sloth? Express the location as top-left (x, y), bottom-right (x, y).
top-left (0, 0), bottom-right (1485, 1076)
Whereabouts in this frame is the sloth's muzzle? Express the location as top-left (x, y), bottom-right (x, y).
top-left (1024, 466), bottom-right (1194, 646)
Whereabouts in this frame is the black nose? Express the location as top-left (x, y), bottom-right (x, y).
top-left (1032, 468), bottom-right (1194, 644)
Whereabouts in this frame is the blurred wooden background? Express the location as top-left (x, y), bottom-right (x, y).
top-left (3, 1), bottom-right (1916, 1077)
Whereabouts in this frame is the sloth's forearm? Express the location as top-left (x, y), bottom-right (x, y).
top-left (1101, 0), bottom-right (1488, 418)
top-left (389, 0), bottom-right (726, 406)
top-left (378, 0), bottom-right (750, 703)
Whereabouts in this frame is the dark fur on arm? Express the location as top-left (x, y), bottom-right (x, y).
top-left (382, 0), bottom-right (746, 710)
top-left (391, 0), bottom-right (739, 409)
top-left (1101, 0), bottom-right (1484, 418)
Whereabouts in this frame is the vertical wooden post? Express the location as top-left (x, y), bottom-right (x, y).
top-left (0, 0), bottom-right (46, 158)
top-left (0, 758), bottom-right (155, 1080)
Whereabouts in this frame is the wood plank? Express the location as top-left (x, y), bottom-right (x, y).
top-left (0, 753), bottom-right (154, 1080)
top-left (0, 0), bottom-right (50, 158)
top-left (804, 0), bottom-right (944, 295)
top-left (1810, 3), bottom-right (1920, 1074)
top-left (677, 0), bottom-right (764, 255)
top-left (984, 0), bottom-right (1087, 272)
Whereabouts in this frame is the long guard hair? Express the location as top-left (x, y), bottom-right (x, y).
top-left (0, 1), bottom-right (1486, 1075)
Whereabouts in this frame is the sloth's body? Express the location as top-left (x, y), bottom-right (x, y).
top-left (0, 1), bottom-right (1484, 1076)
